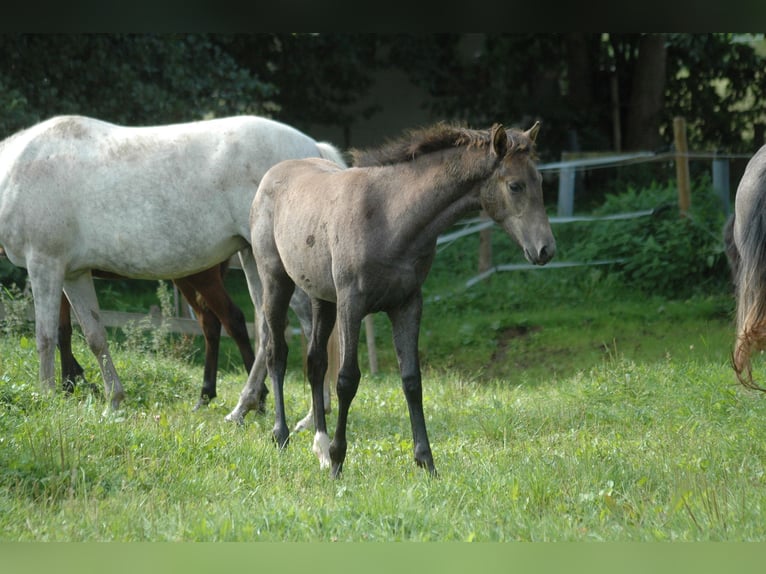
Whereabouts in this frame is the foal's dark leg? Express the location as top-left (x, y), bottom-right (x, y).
top-left (329, 304), bottom-right (363, 478)
top-left (306, 299), bottom-right (337, 469)
top-left (262, 274), bottom-right (296, 449)
top-left (58, 294), bottom-right (85, 393)
top-left (388, 292), bottom-right (436, 476)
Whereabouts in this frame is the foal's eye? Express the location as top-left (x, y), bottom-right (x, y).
top-left (507, 181), bottom-right (525, 194)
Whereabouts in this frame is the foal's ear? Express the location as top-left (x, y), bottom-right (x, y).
top-left (524, 121), bottom-right (541, 143)
top-left (490, 123), bottom-right (507, 157)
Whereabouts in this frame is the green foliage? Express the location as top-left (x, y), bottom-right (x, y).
top-left (567, 177), bottom-right (729, 297)
top-left (119, 281), bottom-right (195, 363)
top-left (0, 282), bottom-right (32, 337)
top-left (382, 33), bottom-right (766, 156)
top-left (0, 34), bottom-right (278, 138)
top-left (665, 33), bottom-right (766, 152)
top-left (0, 257), bottom-right (27, 289)
top-left (2, 33), bottom-right (763, 167)
top-left (225, 34), bottom-right (381, 131)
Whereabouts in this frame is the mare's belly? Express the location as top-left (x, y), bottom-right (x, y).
top-left (75, 234), bottom-right (247, 280)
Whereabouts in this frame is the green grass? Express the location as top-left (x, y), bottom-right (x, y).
top-left (2, 346), bottom-right (765, 541)
top-left (0, 204), bottom-right (752, 541)
top-left (3, 260), bottom-right (766, 541)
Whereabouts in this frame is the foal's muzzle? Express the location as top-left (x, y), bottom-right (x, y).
top-left (525, 242), bottom-right (555, 266)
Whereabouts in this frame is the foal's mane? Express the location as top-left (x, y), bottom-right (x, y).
top-left (351, 122), bottom-right (535, 168)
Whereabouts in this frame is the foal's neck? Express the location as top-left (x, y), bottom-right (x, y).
top-left (391, 149), bottom-right (491, 255)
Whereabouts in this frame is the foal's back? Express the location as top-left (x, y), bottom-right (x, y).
top-left (254, 156), bottom-right (433, 310)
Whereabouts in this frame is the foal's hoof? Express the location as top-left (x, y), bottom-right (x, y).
top-left (193, 396), bottom-right (211, 411)
top-left (224, 410), bottom-right (245, 425)
top-left (416, 458), bottom-right (438, 478)
top-left (312, 432), bottom-right (331, 469)
top-left (272, 429), bottom-right (290, 450)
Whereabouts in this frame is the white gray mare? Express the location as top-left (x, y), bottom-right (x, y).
top-left (0, 114), bottom-right (342, 427)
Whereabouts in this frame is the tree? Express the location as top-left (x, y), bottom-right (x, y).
top-left (622, 34), bottom-right (668, 151)
top-left (0, 34), bottom-right (277, 138)
top-left (2, 34), bottom-right (763, 156)
top-left (665, 33), bottom-right (766, 152)
top-left (219, 34), bottom-right (381, 147)
top-left (372, 33), bottom-right (765, 156)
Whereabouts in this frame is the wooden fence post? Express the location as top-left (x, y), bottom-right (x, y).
top-left (673, 116), bottom-right (691, 215)
top-left (712, 156), bottom-right (731, 214)
top-left (364, 315), bottom-right (378, 375)
top-left (319, 318), bottom-right (378, 380)
top-left (557, 152), bottom-right (575, 217)
top-left (478, 210), bottom-right (492, 272)
top-left (326, 325), bottom-right (339, 388)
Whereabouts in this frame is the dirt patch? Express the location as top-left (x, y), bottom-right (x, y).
top-left (490, 324), bottom-right (542, 365)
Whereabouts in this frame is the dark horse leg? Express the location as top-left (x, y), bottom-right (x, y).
top-left (58, 263), bottom-right (253, 409)
top-left (306, 298), bottom-right (337, 469)
top-left (260, 267), bottom-right (296, 449)
top-left (329, 299), bottom-right (364, 478)
top-left (58, 294), bottom-right (86, 393)
top-left (174, 263), bottom-right (255, 410)
top-left (387, 291), bottom-right (436, 476)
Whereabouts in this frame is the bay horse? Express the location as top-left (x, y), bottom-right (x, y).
top-left (0, 114), bottom-right (344, 416)
top-left (731, 144), bottom-right (766, 390)
top-left (57, 262), bottom-right (255, 411)
top-left (232, 121), bottom-right (555, 477)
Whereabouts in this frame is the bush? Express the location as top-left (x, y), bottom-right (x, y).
top-left (0, 282), bottom-right (33, 337)
top-left (568, 176), bottom-right (729, 297)
top-left (0, 258), bottom-right (27, 289)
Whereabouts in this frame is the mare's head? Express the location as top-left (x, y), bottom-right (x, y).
top-left (480, 122), bottom-right (555, 265)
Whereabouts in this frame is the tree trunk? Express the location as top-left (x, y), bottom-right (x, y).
top-left (565, 33), bottom-right (593, 111)
top-left (624, 34), bottom-right (667, 151)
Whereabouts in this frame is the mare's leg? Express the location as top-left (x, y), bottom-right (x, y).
top-left (183, 265), bottom-right (255, 408)
top-left (227, 310), bottom-right (271, 422)
top-left (58, 293), bottom-right (86, 392)
top-left (63, 271), bottom-right (125, 409)
top-left (388, 292), bottom-right (436, 475)
top-left (175, 277), bottom-right (222, 407)
top-left (225, 248), bottom-right (270, 422)
top-left (329, 302), bottom-right (364, 478)
top-left (201, 273), bottom-right (255, 375)
top-left (305, 298), bottom-right (337, 469)
top-left (26, 256), bottom-right (65, 393)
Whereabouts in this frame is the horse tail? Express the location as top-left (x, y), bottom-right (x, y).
top-left (316, 141), bottom-right (348, 168)
top-left (733, 174), bottom-right (766, 391)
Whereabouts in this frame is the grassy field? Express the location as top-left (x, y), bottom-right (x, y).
top-left (3, 253), bottom-right (766, 541)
